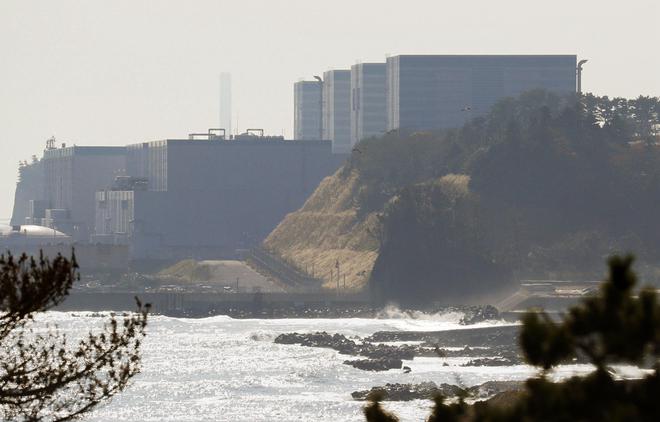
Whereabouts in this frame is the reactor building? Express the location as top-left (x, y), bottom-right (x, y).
top-left (10, 132), bottom-right (345, 264)
top-left (295, 54), bottom-right (577, 149)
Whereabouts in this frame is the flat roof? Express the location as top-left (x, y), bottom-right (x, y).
top-left (43, 146), bottom-right (126, 159)
top-left (128, 139), bottom-right (333, 148)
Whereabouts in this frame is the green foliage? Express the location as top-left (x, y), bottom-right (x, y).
top-left (521, 255), bottom-right (659, 371)
top-left (426, 394), bottom-right (470, 422)
top-left (363, 392), bottom-right (400, 422)
top-left (370, 178), bottom-right (508, 304)
top-left (364, 256), bottom-right (660, 421)
top-left (359, 90), bottom-right (660, 303)
top-left (0, 251), bottom-right (149, 421)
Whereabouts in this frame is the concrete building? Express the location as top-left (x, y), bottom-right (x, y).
top-left (386, 55), bottom-right (577, 131)
top-left (11, 144), bottom-right (127, 241)
top-left (322, 70), bottom-right (351, 154)
top-left (10, 159), bottom-right (45, 226)
top-left (294, 81), bottom-right (322, 140)
top-left (96, 137), bottom-right (344, 260)
top-left (350, 63), bottom-right (387, 146)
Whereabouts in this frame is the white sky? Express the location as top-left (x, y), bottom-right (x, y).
top-left (1, 0), bottom-right (659, 220)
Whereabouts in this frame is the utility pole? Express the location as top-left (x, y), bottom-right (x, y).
top-left (335, 260), bottom-right (340, 294)
top-left (577, 59), bottom-right (588, 94)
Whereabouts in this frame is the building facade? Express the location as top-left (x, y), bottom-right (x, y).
top-left (322, 70), bottom-right (351, 154)
top-left (350, 63), bottom-right (387, 146)
top-left (294, 81), bottom-right (322, 140)
top-left (96, 138), bottom-right (345, 260)
top-left (12, 145), bottom-right (126, 241)
top-left (386, 55), bottom-right (577, 131)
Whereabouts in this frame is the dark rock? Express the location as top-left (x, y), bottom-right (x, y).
top-left (467, 381), bottom-right (524, 399)
top-left (459, 305), bottom-right (500, 325)
top-left (367, 325), bottom-right (519, 348)
top-left (351, 382), bottom-right (463, 401)
top-left (462, 356), bottom-right (519, 366)
top-left (274, 332), bottom-right (359, 355)
top-left (274, 331), bottom-right (420, 362)
top-left (343, 358), bottom-right (403, 371)
top-left (361, 344), bottom-right (416, 360)
top-left (352, 381), bottom-right (524, 402)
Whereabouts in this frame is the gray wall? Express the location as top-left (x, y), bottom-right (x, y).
top-left (123, 139), bottom-right (345, 260)
top-left (322, 70), bottom-right (351, 154)
top-left (294, 81), bottom-right (322, 140)
top-left (13, 146), bottom-right (126, 240)
top-left (10, 160), bottom-right (45, 226)
top-left (350, 63), bottom-right (387, 146)
top-left (386, 55), bottom-right (577, 131)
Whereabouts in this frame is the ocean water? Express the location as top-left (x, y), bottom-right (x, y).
top-left (34, 311), bottom-right (642, 422)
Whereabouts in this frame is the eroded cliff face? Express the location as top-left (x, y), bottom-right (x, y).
top-left (263, 168), bottom-right (379, 291)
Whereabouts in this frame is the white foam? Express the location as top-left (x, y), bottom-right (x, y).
top-left (18, 312), bottom-right (644, 422)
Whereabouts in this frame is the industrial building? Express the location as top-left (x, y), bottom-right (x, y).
top-left (11, 143), bottom-right (127, 241)
top-left (322, 70), bottom-right (351, 154)
top-left (350, 63), bottom-right (387, 146)
top-left (94, 135), bottom-right (344, 260)
top-left (11, 132), bottom-right (344, 264)
top-left (386, 55), bottom-right (577, 131)
top-left (293, 81), bottom-right (322, 140)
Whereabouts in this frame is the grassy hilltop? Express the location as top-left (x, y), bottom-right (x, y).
top-left (265, 91), bottom-right (660, 304)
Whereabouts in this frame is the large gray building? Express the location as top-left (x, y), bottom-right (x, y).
top-left (294, 81), bottom-right (322, 140)
top-left (11, 145), bottom-right (127, 241)
top-left (11, 135), bottom-right (345, 262)
top-left (322, 70), bottom-right (351, 154)
top-left (386, 55), bottom-right (577, 131)
top-left (95, 137), bottom-right (344, 260)
top-left (350, 63), bottom-right (387, 146)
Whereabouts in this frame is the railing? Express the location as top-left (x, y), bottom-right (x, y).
top-left (246, 247), bottom-right (323, 292)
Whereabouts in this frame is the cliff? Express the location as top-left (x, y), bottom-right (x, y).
top-left (264, 91), bottom-right (660, 304)
top-left (264, 168), bottom-right (378, 291)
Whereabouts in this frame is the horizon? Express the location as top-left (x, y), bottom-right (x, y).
top-left (1, 0), bottom-right (659, 219)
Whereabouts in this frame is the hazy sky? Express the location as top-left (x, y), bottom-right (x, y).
top-left (1, 0), bottom-right (659, 220)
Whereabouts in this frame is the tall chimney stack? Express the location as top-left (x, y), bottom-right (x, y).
top-left (219, 72), bottom-right (232, 136)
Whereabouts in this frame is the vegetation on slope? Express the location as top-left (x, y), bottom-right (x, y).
top-left (264, 170), bottom-right (379, 290)
top-left (267, 90), bottom-right (660, 303)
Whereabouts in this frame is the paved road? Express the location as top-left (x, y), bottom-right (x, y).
top-left (197, 260), bottom-right (286, 293)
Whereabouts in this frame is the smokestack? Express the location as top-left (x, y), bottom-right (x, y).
top-left (219, 73), bottom-right (232, 136)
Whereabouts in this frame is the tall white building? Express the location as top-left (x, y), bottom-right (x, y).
top-left (294, 80), bottom-right (322, 140)
top-left (350, 63), bottom-right (387, 146)
top-left (322, 70), bottom-right (351, 154)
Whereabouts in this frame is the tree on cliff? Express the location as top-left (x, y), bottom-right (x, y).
top-left (365, 255), bottom-right (660, 421)
top-left (0, 251), bottom-right (149, 421)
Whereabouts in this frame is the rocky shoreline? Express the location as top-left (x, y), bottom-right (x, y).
top-left (273, 319), bottom-right (531, 401)
top-left (274, 323), bottom-right (523, 370)
top-left (351, 380), bottom-right (525, 401)
top-left (270, 308), bottom-right (532, 401)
